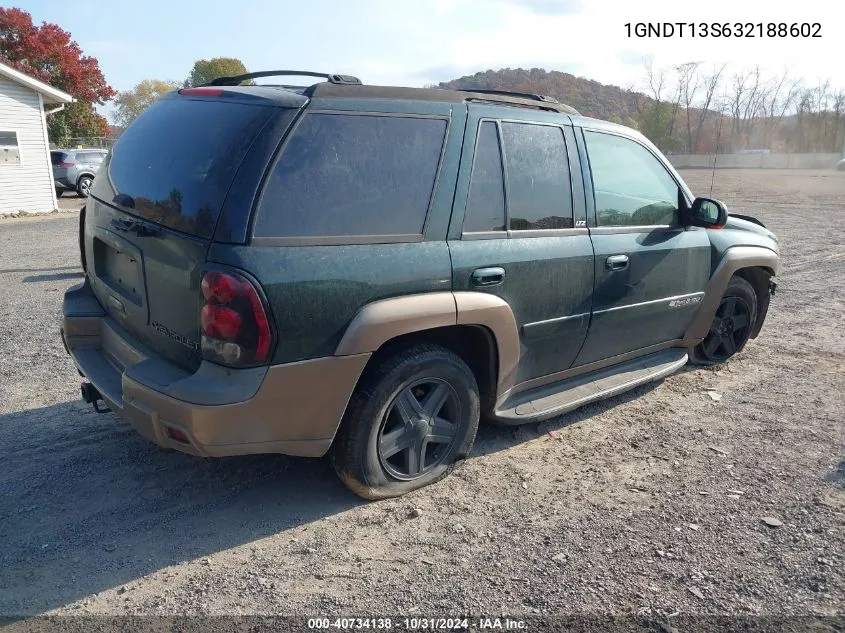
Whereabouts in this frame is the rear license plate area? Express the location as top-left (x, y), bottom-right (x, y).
top-left (93, 235), bottom-right (144, 305)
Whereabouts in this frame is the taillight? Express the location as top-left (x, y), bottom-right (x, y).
top-left (56, 161), bottom-right (74, 167)
top-left (199, 270), bottom-right (273, 367)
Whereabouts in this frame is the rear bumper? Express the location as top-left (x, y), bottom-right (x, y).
top-left (61, 280), bottom-right (370, 458)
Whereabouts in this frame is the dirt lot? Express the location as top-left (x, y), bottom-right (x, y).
top-left (0, 170), bottom-right (842, 623)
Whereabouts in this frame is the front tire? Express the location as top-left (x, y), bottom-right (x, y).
top-left (690, 276), bottom-right (758, 365)
top-left (76, 176), bottom-right (93, 198)
top-left (330, 344), bottom-right (480, 500)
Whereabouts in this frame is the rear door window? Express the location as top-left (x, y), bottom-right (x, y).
top-left (253, 113), bottom-right (447, 240)
top-left (501, 122), bottom-right (573, 231)
top-left (90, 97), bottom-right (283, 239)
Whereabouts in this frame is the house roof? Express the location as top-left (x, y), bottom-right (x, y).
top-left (0, 61), bottom-right (74, 105)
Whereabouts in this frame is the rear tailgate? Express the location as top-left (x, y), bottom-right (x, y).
top-left (85, 199), bottom-right (209, 371)
top-left (83, 91), bottom-right (289, 372)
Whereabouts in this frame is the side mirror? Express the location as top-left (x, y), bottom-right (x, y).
top-left (689, 197), bottom-right (728, 228)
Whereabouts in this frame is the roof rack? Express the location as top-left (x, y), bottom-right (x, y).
top-left (458, 88), bottom-right (579, 115)
top-left (203, 70), bottom-right (362, 87)
top-left (461, 88), bottom-right (561, 104)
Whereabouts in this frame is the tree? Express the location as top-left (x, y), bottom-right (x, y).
top-left (692, 64), bottom-right (726, 153)
top-left (0, 8), bottom-right (115, 142)
top-left (675, 62), bottom-right (701, 153)
top-left (113, 79), bottom-right (180, 127)
top-left (639, 100), bottom-right (683, 152)
top-left (185, 57), bottom-right (248, 87)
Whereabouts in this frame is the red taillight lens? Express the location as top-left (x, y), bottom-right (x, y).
top-left (201, 272), bottom-right (240, 304)
top-left (201, 304), bottom-right (242, 339)
top-left (199, 270), bottom-right (273, 367)
top-left (56, 161), bottom-right (74, 167)
top-left (246, 290), bottom-right (270, 361)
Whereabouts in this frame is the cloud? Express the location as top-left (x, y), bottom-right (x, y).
top-left (617, 50), bottom-right (647, 66)
top-left (499, 0), bottom-right (583, 15)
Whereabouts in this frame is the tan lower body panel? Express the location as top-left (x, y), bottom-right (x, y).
top-left (683, 245), bottom-right (778, 343)
top-left (120, 354), bottom-right (370, 458)
top-left (334, 290), bottom-right (521, 396)
top-left (63, 303), bottom-right (370, 458)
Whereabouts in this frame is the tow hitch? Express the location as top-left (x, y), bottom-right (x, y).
top-left (81, 382), bottom-right (110, 413)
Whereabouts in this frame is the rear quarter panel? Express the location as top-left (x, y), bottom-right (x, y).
top-left (206, 243), bottom-right (453, 363)
top-left (209, 98), bottom-right (467, 365)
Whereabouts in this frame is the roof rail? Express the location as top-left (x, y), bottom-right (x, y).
top-left (203, 70), bottom-right (362, 87)
top-left (459, 88), bottom-right (580, 115)
top-left (462, 88), bottom-right (561, 104)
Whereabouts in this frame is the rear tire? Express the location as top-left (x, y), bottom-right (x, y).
top-left (690, 276), bottom-right (758, 365)
top-left (330, 344), bottom-right (480, 500)
top-left (76, 176), bottom-right (93, 198)
top-left (55, 188), bottom-right (62, 199)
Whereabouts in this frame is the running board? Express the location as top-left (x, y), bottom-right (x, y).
top-left (493, 348), bottom-right (689, 425)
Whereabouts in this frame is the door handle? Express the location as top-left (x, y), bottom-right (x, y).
top-left (471, 267), bottom-right (506, 286)
top-left (605, 255), bottom-right (629, 271)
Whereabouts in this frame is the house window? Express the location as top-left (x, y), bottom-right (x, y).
top-left (0, 131), bottom-right (21, 165)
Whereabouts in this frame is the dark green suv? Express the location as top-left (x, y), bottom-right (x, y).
top-left (61, 71), bottom-right (779, 499)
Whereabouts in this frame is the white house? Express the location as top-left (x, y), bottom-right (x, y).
top-left (0, 61), bottom-right (74, 215)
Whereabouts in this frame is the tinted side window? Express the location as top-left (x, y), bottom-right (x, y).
top-left (463, 121), bottom-right (505, 232)
top-left (584, 131), bottom-right (681, 227)
top-left (501, 122), bottom-right (573, 230)
top-left (255, 113), bottom-right (447, 239)
top-left (76, 152), bottom-right (104, 163)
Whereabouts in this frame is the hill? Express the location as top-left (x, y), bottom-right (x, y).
top-left (438, 68), bottom-right (645, 126)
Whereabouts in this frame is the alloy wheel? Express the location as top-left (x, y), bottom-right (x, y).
top-left (699, 295), bottom-right (752, 362)
top-left (377, 378), bottom-right (461, 481)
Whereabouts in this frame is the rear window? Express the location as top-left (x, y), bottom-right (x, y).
top-left (50, 151), bottom-right (67, 165)
top-left (253, 113), bottom-right (447, 241)
top-left (90, 97), bottom-right (281, 239)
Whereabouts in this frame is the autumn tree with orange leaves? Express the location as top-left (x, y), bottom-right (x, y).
top-left (0, 7), bottom-right (115, 145)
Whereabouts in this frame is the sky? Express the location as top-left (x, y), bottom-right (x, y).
top-left (19, 0), bottom-right (844, 121)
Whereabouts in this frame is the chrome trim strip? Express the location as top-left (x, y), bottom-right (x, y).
top-left (251, 234), bottom-right (425, 247)
top-left (461, 230), bottom-right (507, 241)
top-left (589, 224), bottom-right (683, 235)
top-left (461, 228), bottom-right (589, 240)
top-left (523, 311), bottom-right (591, 329)
top-left (593, 291), bottom-right (705, 315)
top-left (508, 227), bottom-right (587, 238)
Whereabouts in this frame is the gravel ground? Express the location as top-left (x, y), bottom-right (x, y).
top-left (0, 169), bottom-right (842, 625)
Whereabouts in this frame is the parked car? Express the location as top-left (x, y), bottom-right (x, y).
top-left (837, 158), bottom-right (845, 171)
top-left (52, 148), bottom-right (108, 198)
top-left (61, 71), bottom-right (779, 499)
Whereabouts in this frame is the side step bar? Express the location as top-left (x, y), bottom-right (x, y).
top-left (493, 348), bottom-right (689, 425)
